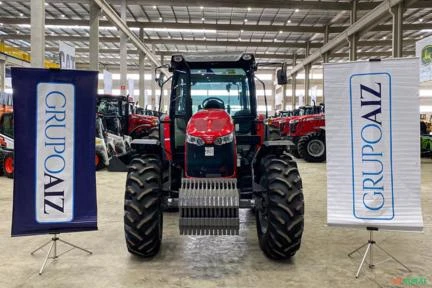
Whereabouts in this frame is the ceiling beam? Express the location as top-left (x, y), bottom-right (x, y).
top-left (3, 0), bottom-right (377, 10)
top-left (2, 34), bottom-right (417, 49)
top-left (2, 17), bottom-right (431, 34)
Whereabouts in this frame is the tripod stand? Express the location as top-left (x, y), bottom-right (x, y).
top-left (31, 233), bottom-right (92, 275)
top-left (348, 227), bottom-right (411, 278)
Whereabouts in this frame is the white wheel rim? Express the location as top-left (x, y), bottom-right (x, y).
top-left (307, 139), bottom-right (325, 157)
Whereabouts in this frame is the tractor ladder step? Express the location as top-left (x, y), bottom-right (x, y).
top-left (179, 178), bottom-right (239, 236)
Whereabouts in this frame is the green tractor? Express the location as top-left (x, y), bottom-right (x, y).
top-left (421, 135), bottom-right (432, 158)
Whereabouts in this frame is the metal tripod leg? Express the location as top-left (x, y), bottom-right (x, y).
top-left (355, 243), bottom-right (371, 278)
top-left (375, 243), bottom-right (411, 272)
top-left (39, 241), bottom-right (55, 275)
top-left (348, 242), bottom-right (368, 257)
top-left (30, 239), bottom-right (52, 255)
top-left (58, 239), bottom-right (92, 255)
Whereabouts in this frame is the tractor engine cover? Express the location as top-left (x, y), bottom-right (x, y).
top-left (185, 109), bottom-right (236, 177)
top-left (179, 178), bottom-right (239, 235)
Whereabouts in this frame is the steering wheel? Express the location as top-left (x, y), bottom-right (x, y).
top-left (202, 97), bottom-right (225, 109)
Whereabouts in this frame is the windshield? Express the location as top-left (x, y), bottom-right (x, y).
top-left (190, 68), bottom-right (251, 116)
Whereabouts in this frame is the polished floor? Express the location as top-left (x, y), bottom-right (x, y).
top-left (0, 159), bottom-right (431, 288)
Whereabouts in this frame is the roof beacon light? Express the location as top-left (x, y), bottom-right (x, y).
top-left (173, 55), bottom-right (183, 62)
top-left (242, 54), bottom-right (252, 61)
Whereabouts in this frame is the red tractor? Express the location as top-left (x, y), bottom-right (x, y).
top-left (281, 104), bottom-right (326, 162)
top-left (124, 54), bottom-right (304, 260)
top-left (0, 105), bottom-right (14, 178)
top-left (97, 94), bottom-right (158, 139)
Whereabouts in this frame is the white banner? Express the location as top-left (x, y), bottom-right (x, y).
top-left (103, 70), bottom-right (112, 94)
top-left (128, 78), bottom-right (135, 101)
top-left (325, 59), bottom-right (423, 231)
top-left (36, 83), bottom-right (75, 222)
top-left (59, 42), bottom-right (75, 70)
top-left (416, 35), bottom-right (432, 82)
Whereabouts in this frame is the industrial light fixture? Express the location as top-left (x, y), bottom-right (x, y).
top-left (153, 5), bottom-right (156, 9)
top-left (295, 9), bottom-right (299, 12)
top-left (19, 13), bottom-right (23, 17)
top-left (244, 19), bottom-right (248, 22)
top-left (200, 6), bottom-right (204, 10)
top-left (241, 29), bottom-right (244, 32)
top-left (247, 7), bottom-right (251, 11)
top-left (144, 27), bottom-right (217, 33)
top-left (287, 20), bottom-right (292, 23)
top-left (61, 14), bottom-right (65, 18)
top-left (159, 17), bottom-right (163, 21)
top-left (419, 18), bottom-right (423, 22)
top-left (201, 17), bottom-right (205, 21)
top-left (279, 30), bottom-right (283, 33)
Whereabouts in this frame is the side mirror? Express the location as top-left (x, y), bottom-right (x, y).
top-left (155, 72), bottom-right (165, 88)
top-left (276, 63), bottom-right (288, 85)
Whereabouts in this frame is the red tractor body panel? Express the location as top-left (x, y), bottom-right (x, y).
top-left (186, 109), bottom-right (234, 143)
top-left (162, 115), bottom-right (172, 161)
top-left (127, 114), bottom-right (158, 137)
top-left (284, 114), bottom-right (325, 140)
top-left (184, 109), bottom-right (236, 178)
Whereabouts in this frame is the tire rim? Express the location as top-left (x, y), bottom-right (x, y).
top-left (95, 154), bottom-right (100, 166)
top-left (4, 156), bottom-right (13, 174)
top-left (307, 139), bottom-right (325, 157)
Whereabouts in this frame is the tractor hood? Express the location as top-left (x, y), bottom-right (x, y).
top-left (187, 109), bottom-right (234, 144)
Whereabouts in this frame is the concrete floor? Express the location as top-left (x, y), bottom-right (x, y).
top-left (0, 160), bottom-right (431, 288)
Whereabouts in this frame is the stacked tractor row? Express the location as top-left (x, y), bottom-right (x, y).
top-left (122, 54), bottom-right (305, 260)
top-left (268, 104), bottom-right (326, 162)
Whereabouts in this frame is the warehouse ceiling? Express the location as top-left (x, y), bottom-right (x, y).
top-left (0, 0), bottom-right (431, 69)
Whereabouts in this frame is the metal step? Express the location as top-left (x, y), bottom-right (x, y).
top-left (179, 178), bottom-right (239, 235)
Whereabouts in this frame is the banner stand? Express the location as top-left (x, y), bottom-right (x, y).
top-left (348, 227), bottom-right (411, 278)
top-left (30, 233), bottom-right (92, 275)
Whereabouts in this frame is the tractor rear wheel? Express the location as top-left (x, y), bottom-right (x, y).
top-left (124, 155), bottom-right (163, 257)
top-left (2, 151), bottom-right (14, 178)
top-left (298, 131), bottom-right (326, 163)
top-left (256, 154), bottom-right (304, 259)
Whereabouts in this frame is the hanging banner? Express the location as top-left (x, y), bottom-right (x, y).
top-left (416, 35), bottom-right (432, 83)
top-left (103, 70), bottom-right (112, 94)
top-left (59, 41), bottom-right (76, 70)
top-left (325, 58), bottom-right (423, 231)
top-left (11, 68), bottom-right (98, 236)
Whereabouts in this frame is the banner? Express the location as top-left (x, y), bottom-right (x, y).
top-left (11, 68), bottom-right (98, 236)
top-left (103, 70), bottom-right (112, 94)
top-left (59, 41), bottom-right (76, 70)
top-left (416, 35), bottom-right (432, 82)
top-left (325, 58), bottom-right (423, 231)
top-left (128, 78), bottom-right (135, 101)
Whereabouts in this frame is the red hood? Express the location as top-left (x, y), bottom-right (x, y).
top-left (187, 109), bottom-right (234, 144)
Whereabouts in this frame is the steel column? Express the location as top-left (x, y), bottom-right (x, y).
top-left (304, 41), bottom-right (311, 105)
top-left (349, 0), bottom-right (358, 61)
top-left (30, 0), bottom-right (45, 68)
top-left (0, 60), bottom-right (5, 93)
top-left (119, 0), bottom-right (127, 96)
top-left (392, 2), bottom-right (403, 57)
top-left (89, 1), bottom-right (100, 71)
top-left (292, 54), bottom-right (297, 110)
top-left (322, 25), bottom-right (330, 64)
top-left (139, 28), bottom-right (146, 107)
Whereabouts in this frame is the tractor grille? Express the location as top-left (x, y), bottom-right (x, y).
top-left (179, 178), bottom-right (239, 235)
top-left (186, 142), bottom-right (235, 177)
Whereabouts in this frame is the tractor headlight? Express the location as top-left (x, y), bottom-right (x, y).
top-left (186, 134), bottom-right (205, 146)
top-left (214, 132), bottom-right (234, 146)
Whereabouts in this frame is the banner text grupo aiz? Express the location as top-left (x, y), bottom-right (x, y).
top-left (11, 68), bottom-right (98, 236)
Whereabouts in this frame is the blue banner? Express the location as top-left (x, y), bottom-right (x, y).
top-left (11, 68), bottom-right (98, 236)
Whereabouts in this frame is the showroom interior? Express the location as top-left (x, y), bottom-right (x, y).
top-left (0, 0), bottom-right (431, 287)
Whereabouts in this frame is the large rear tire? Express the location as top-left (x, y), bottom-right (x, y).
top-left (256, 154), bottom-right (304, 260)
top-left (124, 155), bottom-right (163, 257)
top-left (2, 151), bottom-right (14, 178)
top-left (297, 131), bottom-right (326, 163)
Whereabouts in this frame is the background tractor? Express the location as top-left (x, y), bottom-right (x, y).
top-left (123, 54), bottom-right (304, 260)
top-left (0, 105), bottom-right (14, 178)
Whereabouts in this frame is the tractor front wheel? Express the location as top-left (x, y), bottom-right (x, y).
top-left (124, 155), bottom-right (163, 257)
top-left (2, 151), bottom-right (14, 178)
top-left (298, 131), bottom-right (326, 163)
top-left (256, 154), bottom-right (304, 259)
